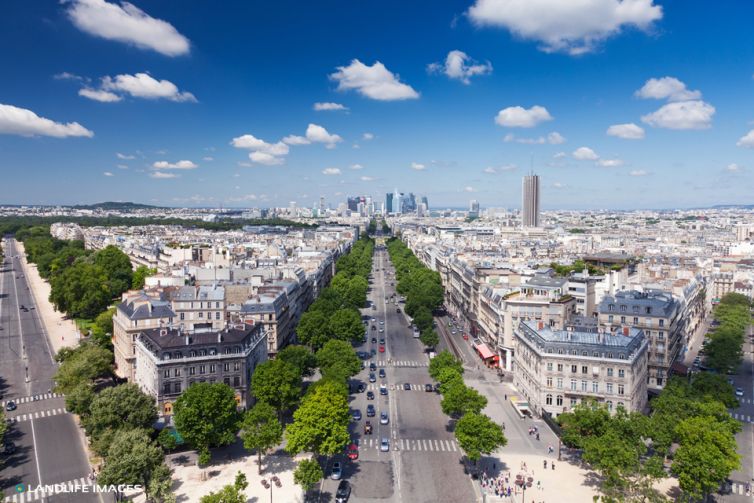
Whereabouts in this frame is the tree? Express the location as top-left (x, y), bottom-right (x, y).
top-left (97, 428), bottom-right (168, 499)
top-left (557, 400), bottom-right (612, 449)
top-left (412, 307), bottom-right (433, 332)
top-left (174, 383), bottom-right (241, 461)
top-left (251, 359), bottom-right (302, 418)
top-left (315, 340), bottom-right (361, 381)
top-left (91, 307), bottom-right (116, 350)
top-left (454, 412), bottom-right (507, 462)
top-left (93, 245), bottom-right (134, 298)
top-left (199, 471), bottom-right (248, 503)
top-left (157, 428), bottom-right (178, 452)
top-left (296, 311), bottom-right (330, 349)
top-left (276, 345), bottom-right (316, 377)
top-left (84, 383), bottom-right (157, 451)
top-left (132, 265), bottom-right (157, 289)
top-left (419, 329), bottom-right (439, 349)
top-left (49, 261), bottom-right (112, 319)
top-left (294, 457), bottom-right (324, 492)
top-left (241, 402), bottom-right (283, 474)
top-left (441, 382), bottom-right (487, 417)
top-left (436, 367), bottom-right (464, 394)
top-left (428, 350), bottom-right (463, 381)
top-left (328, 308), bottom-right (364, 343)
top-left (65, 383), bottom-right (95, 417)
top-left (147, 463), bottom-right (176, 503)
top-left (53, 342), bottom-right (113, 394)
top-left (286, 380), bottom-right (351, 456)
top-left (690, 372), bottom-right (738, 409)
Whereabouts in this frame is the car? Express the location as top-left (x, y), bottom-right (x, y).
top-left (331, 461), bottom-right (342, 480)
top-left (352, 409), bottom-right (362, 421)
top-left (372, 305), bottom-right (377, 310)
top-left (379, 320), bottom-right (384, 325)
top-left (364, 421), bottom-right (373, 434)
top-left (5, 401), bottom-right (16, 412)
top-left (379, 328), bottom-right (384, 333)
top-left (379, 338), bottom-right (385, 344)
top-left (370, 349), bottom-right (377, 356)
top-left (366, 404), bottom-right (376, 417)
top-left (425, 384), bottom-right (434, 392)
top-left (727, 378), bottom-right (734, 385)
top-left (379, 384), bottom-right (388, 396)
top-left (403, 383), bottom-right (411, 390)
top-left (379, 369), bottom-right (386, 378)
top-left (369, 362), bottom-right (377, 371)
top-left (346, 443), bottom-right (359, 460)
top-left (357, 383), bottom-right (366, 393)
top-left (335, 480), bottom-right (351, 503)
top-left (379, 345), bottom-right (385, 353)
top-left (736, 388), bottom-right (744, 397)
top-left (396, 308), bottom-right (401, 313)
top-left (371, 318), bottom-right (376, 322)
top-left (371, 325), bottom-right (377, 331)
top-left (371, 337), bottom-right (377, 343)
top-left (366, 391), bottom-right (374, 400)
top-left (451, 330), bottom-right (456, 335)
top-left (369, 373), bottom-right (377, 383)
top-left (380, 411), bottom-right (389, 425)
top-left (380, 438), bottom-right (390, 452)
top-left (3, 442), bottom-right (15, 455)
top-left (462, 334), bottom-right (469, 340)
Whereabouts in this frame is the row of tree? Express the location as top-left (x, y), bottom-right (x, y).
top-left (296, 237), bottom-right (374, 349)
top-left (428, 351), bottom-right (507, 465)
top-left (704, 292), bottom-right (752, 373)
top-left (386, 238), bottom-right (443, 349)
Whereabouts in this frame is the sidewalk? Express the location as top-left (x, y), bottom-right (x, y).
top-left (15, 240), bottom-right (80, 355)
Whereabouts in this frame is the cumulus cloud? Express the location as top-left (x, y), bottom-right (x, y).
top-left (635, 77), bottom-right (701, 101)
top-left (726, 163), bottom-right (742, 172)
top-left (464, 186), bottom-right (476, 192)
top-left (427, 50), bottom-right (492, 84)
top-left (410, 162), bottom-right (426, 171)
top-left (736, 130), bottom-right (754, 148)
top-left (467, 0), bottom-right (662, 55)
top-left (597, 158), bottom-right (624, 167)
top-left (572, 147), bottom-right (599, 160)
top-left (249, 151), bottom-right (285, 166)
top-left (350, 164), bottom-right (364, 170)
top-left (231, 134), bottom-right (290, 165)
top-left (322, 167), bottom-right (341, 175)
top-left (553, 182), bottom-right (565, 188)
top-left (641, 100), bottom-right (714, 130)
top-left (152, 160), bottom-right (197, 169)
top-left (313, 102), bottom-right (348, 111)
top-left (150, 171), bottom-right (178, 179)
top-left (0, 103), bottom-right (94, 138)
top-left (66, 0), bottom-right (190, 56)
top-left (116, 152), bottom-right (135, 159)
top-left (78, 88), bottom-right (122, 102)
top-left (282, 135), bottom-right (310, 145)
top-left (484, 164), bottom-right (516, 174)
top-left (606, 122), bottom-right (645, 139)
top-left (503, 131), bottom-right (565, 144)
top-left (628, 170), bottom-right (649, 176)
top-left (360, 175), bottom-right (376, 181)
top-left (100, 72), bottom-right (196, 102)
top-left (103, 171), bottom-right (114, 176)
top-left (330, 59), bottom-right (419, 101)
top-left (495, 105), bottom-right (553, 128)
top-left (362, 132), bottom-right (375, 141)
top-left (306, 124), bottom-right (342, 147)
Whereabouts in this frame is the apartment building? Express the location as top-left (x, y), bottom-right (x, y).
top-left (133, 323), bottom-right (268, 416)
top-left (513, 320), bottom-right (648, 417)
top-left (169, 285), bottom-right (227, 330)
top-left (598, 290), bottom-right (682, 389)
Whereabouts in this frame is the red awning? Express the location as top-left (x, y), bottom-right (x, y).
top-left (474, 342), bottom-right (495, 360)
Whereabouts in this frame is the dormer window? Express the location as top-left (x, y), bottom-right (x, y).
top-left (608, 304), bottom-right (614, 311)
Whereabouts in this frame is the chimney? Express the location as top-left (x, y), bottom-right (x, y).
top-left (537, 321), bottom-right (544, 330)
top-left (623, 326), bottom-right (630, 336)
top-left (160, 328), bottom-right (167, 337)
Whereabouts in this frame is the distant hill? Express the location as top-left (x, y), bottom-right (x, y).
top-left (708, 204), bottom-right (754, 210)
top-left (70, 201), bottom-right (163, 210)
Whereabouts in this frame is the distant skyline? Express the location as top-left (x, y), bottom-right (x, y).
top-left (2, 1), bottom-right (754, 209)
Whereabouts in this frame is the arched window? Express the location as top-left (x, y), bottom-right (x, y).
top-left (556, 395), bottom-right (563, 406)
top-left (546, 394), bottom-right (553, 405)
top-left (606, 401), bottom-right (613, 411)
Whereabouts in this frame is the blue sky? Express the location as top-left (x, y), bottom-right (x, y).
top-left (1, 0), bottom-right (754, 209)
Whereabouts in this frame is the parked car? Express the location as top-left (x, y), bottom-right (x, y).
top-left (335, 480), bottom-right (351, 503)
top-left (736, 388), bottom-right (744, 397)
top-left (425, 384), bottom-right (434, 392)
top-left (331, 462), bottom-right (342, 480)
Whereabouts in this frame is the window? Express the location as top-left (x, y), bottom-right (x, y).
top-left (570, 379), bottom-right (577, 391)
top-left (180, 313), bottom-right (185, 320)
top-left (606, 383), bottom-right (613, 394)
top-left (606, 400), bottom-right (613, 411)
top-left (199, 312), bottom-right (204, 318)
top-left (557, 378), bottom-right (563, 389)
top-left (618, 401), bottom-right (624, 409)
top-left (223, 363), bottom-right (230, 372)
top-left (571, 365), bottom-right (578, 373)
top-left (175, 368), bottom-right (181, 377)
top-left (547, 362), bottom-right (553, 371)
top-left (557, 349), bottom-right (563, 355)
top-left (607, 352), bottom-right (613, 359)
top-left (189, 367), bottom-right (196, 376)
top-left (607, 368), bottom-right (613, 377)
top-left (215, 312), bottom-right (220, 320)
top-left (582, 351), bottom-right (588, 357)
top-left (557, 364), bottom-right (563, 372)
top-left (608, 315), bottom-right (614, 323)
top-left (658, 331), bottom-right (664, 340)
top-left (210, 364), bottom-right (216, 373)
top-left (216, 302), bottom-right (220, 308)
top-left (164, 370), bottom-right (170, 378)
top-left (593, 352), bottom-right (599, 358)
top-left (233, 376), bottom-right (240, 387)
top-left (546, 394), bottom-right (553, 405)
top-left (174, 382), bottom-right (181, 393)
top-left (556, 395), bottom-right (563, 406)
top-left (659, 319), bottom-right (664, 327)
top-left (645, 307), bottom-right (651, 314)
top-left (633, 317), bottom-right (639, 324)
top-left (608, 304), bottom-right (614, 311)
top-left (163, 382), bottom-right (171, 394)
top-left (620, 316), bottom-right (626, 324)
top-left (592, 382), bottom-right (599, 393)
top-left (618, 384), bottom-right (625, 395)
top-left (234, 362), bottom-right (241, 371)
top-left (632, 306), bottom-right (639, 313)
top-left (199, 365), bottom-right (205, 375)
top-left (618, 369), bottom-right (625, 378)
top-left (570, 398), bottom-right (578, 407)
top-left (581, 380), bottom-right (587, 391)
top-left (224, 377), bottom-right (230, 386)
top-left (546, 377), bottom-right (553, 387)
top-left (581, 366), bottom-right (588, 374)
top-left (620, 305), bottom-right (627, 312)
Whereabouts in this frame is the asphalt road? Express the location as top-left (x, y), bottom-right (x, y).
top-left (319, 240), bottom-right (474, 503)
top-left (0, 238), bottom-right (97, 503)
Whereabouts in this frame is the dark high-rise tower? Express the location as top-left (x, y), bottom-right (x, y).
top-left (522, 174), bottom-right (540, 227)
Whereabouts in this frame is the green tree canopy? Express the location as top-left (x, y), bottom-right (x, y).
top-left (419, 328), bottom-right (439, 349)
top-left (174, 382), bottom-right (241, 459)
top-left (296, 310), bottom-right (330, 349)
top-left (132, 265), bottom-right (157, 289)
top-left (294, 457), bottom-right (324, 492)
top-left (285, 380), bottom-right (351, 456)
top-left (276, 345), bottom-right (316, 377)
top-left (428, 350), bottom-right (464, 381)
top-left (251, 359), bottom-right (302, 417)
top-left (440, 382), bottom-right (487, 417)
top-left (241, 402), bottom-right (283, 474)
top-left (53, 342), bottom-right (113, 394)
top-left (454, 412), bottom-right (507, 462)
top-left (84, 383), bottom-right (157, 451)
top-left (315, 339), bottom-right (361, 381)
top-left (328, 308), bottom-right (365, 343)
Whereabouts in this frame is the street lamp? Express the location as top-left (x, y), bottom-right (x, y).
top-left (262, 475), bottom-right (281, 503)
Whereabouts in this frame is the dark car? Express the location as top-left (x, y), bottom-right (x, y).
top-left (369, 362), bottom-right (377, 371)
top-left (371, 337), bottom-right (377, 343)
top-left (366, 404), bottom-right (376, 417)
top-left (336, 480), bottom-right (351, 503)
top-left (369, 373), bottom-right (376, 383)
top-left (5, 401), bottom-right (16, 412)
top-left (357, 383), bottom-right (366, 393)
top-left (396, 308), bottom-right (401, 313)
top-left (403, 383), bottom-right (411, 391)
top-left (364, 421), bottom-right (373, 434)
top-left (352, 409), bottom-right (362, 421)
top-left (370, 349), bottom-right (377, 356)
top-left (371, 326), bottom-right (377, 331)
top-left (366, 391), bottom-right (374, 400)
top-left (425, 384), bottom-right (434, 392)
top-left (379, 369), bottom-right (386, 378)
top-left (379, 338), bottom-right (385, 344)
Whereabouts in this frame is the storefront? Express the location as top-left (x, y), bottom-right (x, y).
top-left (473, 341), bottom-right (500, 368)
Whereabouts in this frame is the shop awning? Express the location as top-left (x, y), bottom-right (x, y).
top-left (474, 342), bottom-right (495, 360)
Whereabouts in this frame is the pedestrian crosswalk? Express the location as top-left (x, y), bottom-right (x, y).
top-left (6, 408), bottom-right (67, 424)
top-left (738, 398), bottom-right (754, 404)
top-left (360, 437), bottom-right (459, 452)
top-left (3, 477), bottom-right (91, 502)
top-left (728, 481), bottom-right (751, 496)
top-left (1, 393), bottom-right (62, 408)
top-left (365, 383), bottom-right (429, 391)
top-left (373, 360), bottom-right (428, 368)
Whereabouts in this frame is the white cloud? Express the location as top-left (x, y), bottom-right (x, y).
top-left (152, 160), bottom-right (197, 169)
top-left (330, 59), bottom-right (419, 101)
top-left (66, 0), bottom-right (190, 56)
top-left (484, 164), bottom-right (516, 174)
top-left (322, 167), bottom-right (341, 176)
top-left (553, 152), bottom-right (567, 159)
top-left (641, 100), bottom-right (714, 130)
top-left (350, 164), bottom-right (364, 170)
top-left (628, 170), bottom-right (649, 176)
top-left (0, 103), bottom-right (94, 138)
top-left (553, 182), bottom-right (565, 188)
top-left (360, 175), bottom-right (376, 182)
top-left (467, 0), bottom-right (662, 55)
top-left (495, 105), bottom-right (553, 128)
top-left (202, 156), bottom-right (213, 161)
top-left (306, 124), bottom-right (342, 146)
top-left (249, 151), bottom-right (284, 166)
top-left (150, 171), bottom-right (178, 179)
top-left (503, 131), bottom-right (565, 144)
top-left (101, 72), bottom-right (196, 102)
top-left (116, 152), bottom-right (135, 159)
top-left (464, 186), bottom-right (476, 192)
top-left (635, 77), bottom-right (701, 101)
top-left (54, 72), bottom-right (87, 82)
top-left (736, 130), bottom-right (754, 148)
top-left (726, 163), bottom-right (743, 172)
top-left (483, 166), bottom-right (497, 174)
top-left (597, 158), bottom-right (624, 167)
top-left (103, 171), bottom-right (114, 176)
top-left (282, 135), bottom-right (311, 145)
top-left (572, 147), bottom-right (599, 160)
top-left (362, 132), bottom-right (375, 141)
top-left (231, 134), bottom-right (289, 165)
top-left (427, 50), bottom-right (492, 84)
top-left (410, 162), bottom-right (426, 171)
top-left (313, 102), bottom-right (348, 111)
top-left (547, 132), bottom-right (566, 144)
top-left (227, 193), bottom-right (258, 202)
top-left (606, 122), bottom-right (645, 139)
top-left (78, 87), bottom-right (122, 102)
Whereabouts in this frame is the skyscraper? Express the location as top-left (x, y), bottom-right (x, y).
top-left (385, 192), bottom-right (394, 213)
top-left (421, 196), bottom-right (429, 211)
top-left (469, 199), bottom-right (480, 218)
top-left (522, 174), bottom-right (540, 227)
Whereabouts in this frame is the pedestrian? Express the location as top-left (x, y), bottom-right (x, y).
top-left (536, 432), bottom-right (540, 441)
top-left (537, 480), bottom-right (541, 490)
top-left (505, 394), bottom-right (508, 400)
top-left (543, 460), bottom-right (547, 469)
top-left (548, 445), bottom-right (553, 454)
top-left (493, 462), bottom-right (496, 471)
top-left (551, 462), bottom-right (555, 470)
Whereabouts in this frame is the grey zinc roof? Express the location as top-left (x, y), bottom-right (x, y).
top-left (525, 275), bottom-right (566, 288)
top-left (118, 296), bottom-right (176, 320)
top-left (139, 324), bottom-right (262, 350)
top-left (519, 320), bottom-right (645, 355)
top-left (598, 289), bottom-right (677, 317)
top-left (172, 285), bottom-right (225, 301)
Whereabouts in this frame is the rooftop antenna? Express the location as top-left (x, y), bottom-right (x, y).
top-left (530, 153), bottom-right (534, 176)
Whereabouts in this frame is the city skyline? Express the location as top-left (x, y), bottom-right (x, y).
top-left (2, 1), bottom-right (754, 209)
